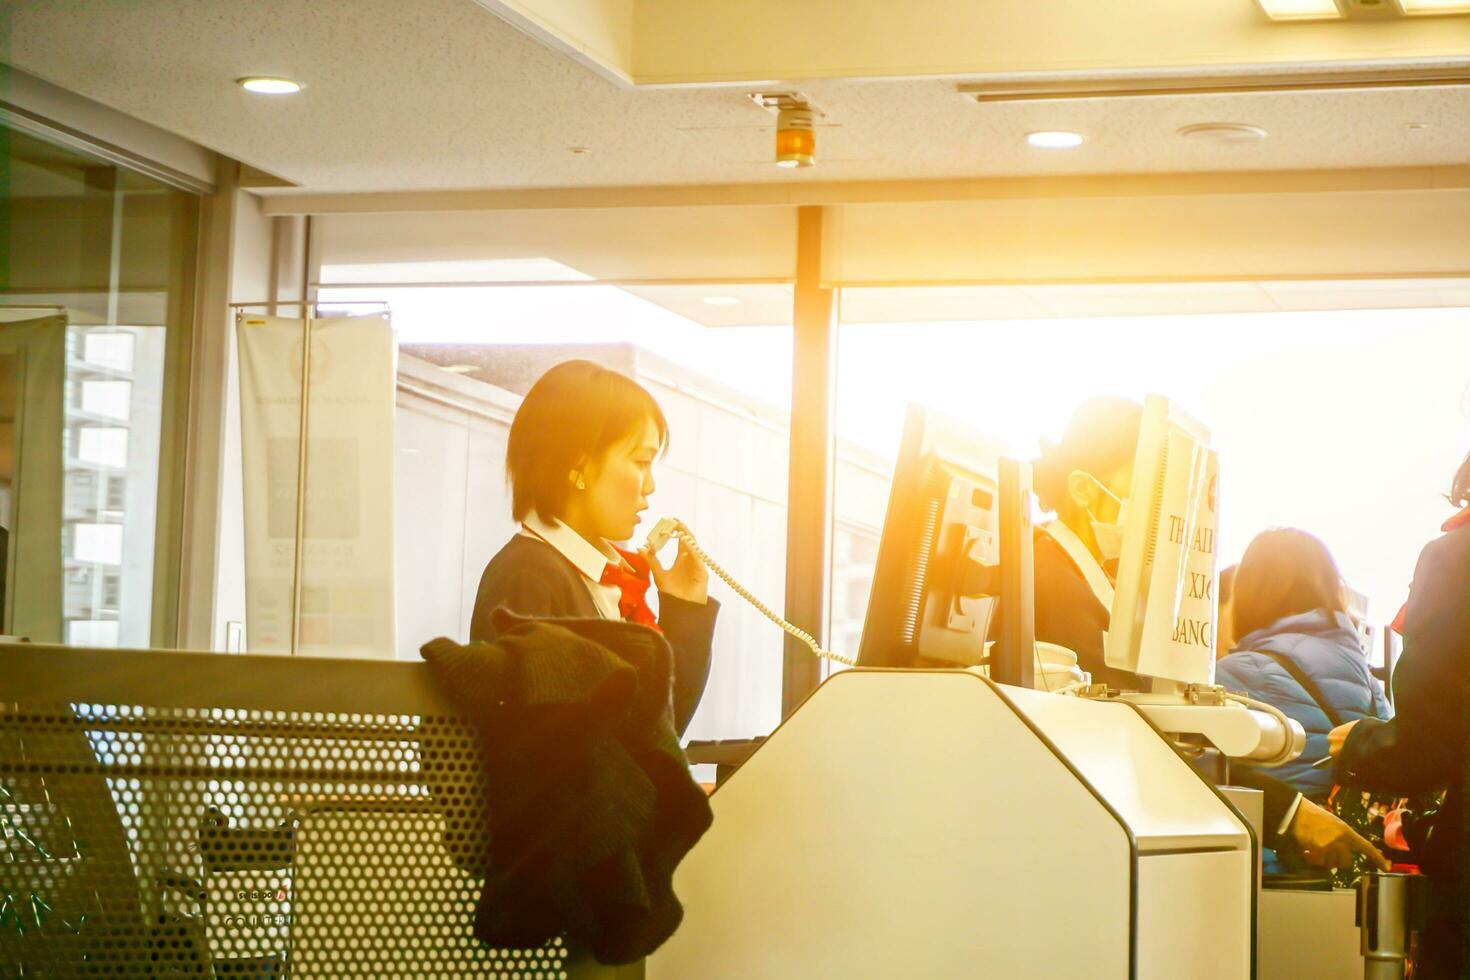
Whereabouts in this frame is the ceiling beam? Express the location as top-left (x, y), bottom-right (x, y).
top-left (258, 164), bottom-right (1470, 215)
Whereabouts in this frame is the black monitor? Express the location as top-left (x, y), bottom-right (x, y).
top-left (857, 404), bottom-right (1035, 685)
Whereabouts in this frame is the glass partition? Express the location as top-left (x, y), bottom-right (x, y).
top-left (0, 125), bottom-right (198, 646)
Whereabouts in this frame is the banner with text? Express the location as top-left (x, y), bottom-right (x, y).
top-left (237, 313), bottom-right (396, 657)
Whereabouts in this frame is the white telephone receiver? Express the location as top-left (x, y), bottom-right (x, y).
top-left (644, 517), bottom-right (680, 556)
top-left (642, 517), bottom-right (855, 666)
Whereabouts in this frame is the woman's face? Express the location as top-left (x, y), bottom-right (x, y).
top-left (570, 416), bottom-right (660, 544)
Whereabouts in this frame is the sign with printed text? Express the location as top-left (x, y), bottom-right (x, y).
top-left (1135, 427), bottom-right (1220, 683)
top-left (237, 314), bottom-right (397, 657)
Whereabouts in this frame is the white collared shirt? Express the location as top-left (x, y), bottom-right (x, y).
top-left (1040, 519), bottom-right (1115, 612)
top-left (520, 512), bottom-right (630, 620)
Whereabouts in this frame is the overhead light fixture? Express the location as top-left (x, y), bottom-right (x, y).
top-left (1255, 0), bottom-right (1343, 18)
top-left (1026, 130), bottom-right (1085, 149)
top-left (237, 76), bottom-right (302, 95)
top-left (443, 364), bottom-right (478, 374)
top-left (703, 296), bottom-right (740, 307)
top-left (750, 92), bottom-right (820, 168)
top-left (1396, 0), bottom-right (1470, 11)
top-left (1177, 122), bottom-right (1269, 143)
top-left (775, 106), bottom-right (816, 168)
top-left (1257, 0), bottom-right (1469, 16)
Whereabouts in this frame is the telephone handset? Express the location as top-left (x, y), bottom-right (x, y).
top-left (644, 517), bottom-right (680, 555)
top-left (643, 518), bottom-right (856, 667)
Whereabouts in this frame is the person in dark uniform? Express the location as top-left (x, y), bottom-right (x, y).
top-left (1331, 449), bottom-right (1470, 978)
top-left (1028, 396), bottom-right (1144, 691)
top-left (470, 359), bottom-right (719, 734)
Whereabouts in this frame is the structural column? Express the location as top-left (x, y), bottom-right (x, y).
top-left (782, 206), bottom-right (837, 717)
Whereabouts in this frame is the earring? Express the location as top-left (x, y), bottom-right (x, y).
top-left (575, 476), bottom-right (587, 491)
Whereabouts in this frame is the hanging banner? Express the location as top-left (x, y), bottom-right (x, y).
top-left (237, 313), bottom-right (396, 657)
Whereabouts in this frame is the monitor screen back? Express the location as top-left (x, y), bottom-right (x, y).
top-left (1105, 396), bottom-right (1220, 687)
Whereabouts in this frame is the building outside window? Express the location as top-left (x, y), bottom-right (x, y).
top-left (1, 125), bottom-right (196, 646)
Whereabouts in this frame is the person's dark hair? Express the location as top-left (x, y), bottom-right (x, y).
top-left (1231, 528), bottom-right (1346, 642)
top-left (1218, 564), bottom-right (1238, 605)
top-left (505, 360), bottom-right (668, 522)
top-left (1450, 449), bottom-right (1470, 508)
top-left (1033, 397), bottom-right (1144, 514)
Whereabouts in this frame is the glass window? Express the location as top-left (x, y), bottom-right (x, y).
top-left (1, 125), bottom-right (198, 646)
top-left (834, 301), bottom-right (1470, 638)
top-left (83, 332), bottom-right (136, 371)
top-left (102, 573), bottom-right (122, 609)
top-left (67, 619), bottom-right (120, 646)
top-left (82, 379), bottom-right (133, 420)
top-left (315, 278), bottom-right (795, 739)
top-left (106, 475), bottom-right (127, 510)
top-left (73, 523), bottom-right (124, 565)
top-left (77, 426), bottom-right (129, 467)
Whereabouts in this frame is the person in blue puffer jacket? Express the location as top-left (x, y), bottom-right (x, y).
top-left (1215, 527), bottom-right (1391, 800)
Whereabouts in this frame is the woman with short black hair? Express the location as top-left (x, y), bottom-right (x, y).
top-left (470, 359), bottom-right (719, 733)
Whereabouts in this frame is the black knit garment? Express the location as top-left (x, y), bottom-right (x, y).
top-left (420, 608), bottom-right (713, 965)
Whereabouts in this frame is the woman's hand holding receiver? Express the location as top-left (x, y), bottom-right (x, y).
top-left (643, 520), bottom-right (708, 604)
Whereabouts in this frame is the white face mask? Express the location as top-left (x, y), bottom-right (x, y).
top-left (1084, 477), bottom-right (1129, 563)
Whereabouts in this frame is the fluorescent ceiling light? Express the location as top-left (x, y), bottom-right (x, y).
top-left (1395, 0), bottom-right (1470, 11)
top-left (237, 76), bottom-right (303, 95)
top-left (1026, 131), bottom-right (1084, 149)
top-left (1255, 0), bottom-right (1343, 18)
top-left (703, 296), bottom-right (740, 306)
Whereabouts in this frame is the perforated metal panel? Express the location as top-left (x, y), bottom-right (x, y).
top-left (1, 646), bottom-right (574, 978)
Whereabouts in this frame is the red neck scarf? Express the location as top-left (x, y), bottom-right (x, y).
top-left (600, 547), bottom-right (662, 632)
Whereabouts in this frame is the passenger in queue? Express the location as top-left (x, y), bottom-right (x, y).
top-left (1215, 529), bottom-right (1391, 799)
top-left (469, 359), bottom-right (719, 734)
top-left (1330, 448), bottom-right (1470, 978)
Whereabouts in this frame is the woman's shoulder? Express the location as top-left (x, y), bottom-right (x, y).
top-left (472, 534), bottom-right (596, 640)
top-left (478, 535), bottom-right (586, 598)
top-left (1214, 650), bottom-right (1271, 685)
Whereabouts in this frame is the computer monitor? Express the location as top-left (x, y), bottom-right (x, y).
top-left (857, 404), bottom-right (1035, 685)
top-left (1104, 395), bottom-right (1221, 689)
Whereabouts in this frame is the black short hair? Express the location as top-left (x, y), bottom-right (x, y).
top-left (505, 360), bottom-right (668, 523)
top-left (1451, 450), bottom-right (1470, 509)
top-left (1033, 397), bottom-right (1144, 514)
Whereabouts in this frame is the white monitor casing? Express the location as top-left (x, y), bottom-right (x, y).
top-left (1105, 395), bottom-right (1220, 689)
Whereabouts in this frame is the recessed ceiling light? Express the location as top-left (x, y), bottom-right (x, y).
top-left (703, 296), bottom-right (740, 307)
top-left (1177, 122), bottom-right (1268, 144)
top-left (1026, 131), bottom-right (1084, 149)
top-left (1396, 0), bottom-right (1470, 13)
top-left (443, 364), bottom-right (478, 374)
top-left (1255, 0), bottom-right (1343, 18)
top-left (237, 76), bottom-right (302, 95)
top-left (1406, 121), bottom-right (1431, 130)
top-left (568, 146), bottom-right (590, 155)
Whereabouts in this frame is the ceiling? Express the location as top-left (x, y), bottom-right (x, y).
top-left (4, 0), bottom-right (1468, 195)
